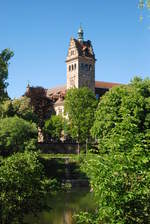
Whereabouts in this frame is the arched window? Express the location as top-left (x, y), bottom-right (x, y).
top-left (69, 65), bottom-right (71, 71)
top-left (74, 64), bottom-right (76, 70)
top-left (72, 64), bottom-right (74, 71)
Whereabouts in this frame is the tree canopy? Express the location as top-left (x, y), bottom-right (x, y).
top-left (91, 77), bottom-right (150, 152)
top-left (0, 49), bottom-right (14, 102)
top-left (139, 0), bottom-right (150, 9)
top-left (44, 115), bottom-right (64, 141)
top-left (0, 99), bottom-right (14, 118)
top-left (12, 96), bottom-right (38, 123)
top-left (77, 78), bottom-right (150, 223)
top-left (0, 116), bottom-right (37, 156)
top-left (64, 87), bottom-right (98, 147)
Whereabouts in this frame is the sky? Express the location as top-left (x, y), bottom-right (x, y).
top-left (0, 0), bottom-right (150, 99)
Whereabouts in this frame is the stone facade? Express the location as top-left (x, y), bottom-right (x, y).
top-left (66, 27), bottom-right (96, 92)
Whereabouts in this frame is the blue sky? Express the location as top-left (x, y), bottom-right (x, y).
top-left (0, 0), bottom-right (150, 98)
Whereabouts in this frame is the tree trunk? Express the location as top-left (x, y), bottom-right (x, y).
top-left (77, 139), bottom-right (80, 155)
top-left (86, 138), bottom-right (88, 155)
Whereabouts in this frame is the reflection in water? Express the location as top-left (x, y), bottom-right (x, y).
top-left (63, 210), bottom-right (72, 224)
top-left (25, 189), bottom-right (95, 224)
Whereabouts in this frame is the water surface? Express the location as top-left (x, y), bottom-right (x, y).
top-left (25, 189), bottom-right (95, 224)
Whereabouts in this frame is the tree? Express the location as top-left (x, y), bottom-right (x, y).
top-left (0, 151), bottom-right (56, 224)
top-left (12, 96), bottom-right (38, 123)
top-left (64, 87), bottom-right (98, 153)
top-left (138, 0), bottom-right (150, 21)
top-left (0, 99), bottom-right (14, 118)
top-left (139, 0), bottom-right (150, 9)
top-left (77, 77), bottom-right (150, 223)
top-left (0, 116), bottom-right (37, 156)
top-left (0, 49), bottom-right (14, 102)
top-left (25, 86), bottom-right (54, 142)
top-left (91, 77), bottom-right (150, 152)
top-left (44, 115), bottom-right (63, 141)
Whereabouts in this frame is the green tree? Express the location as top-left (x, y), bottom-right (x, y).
top-left (0, 49), bottom-right (14, 102)
top-left (139, 0), bottom-right (150, 9)
top-left (77, 78), bottom-right (150, 223)
top-left (138, 0), bottom-right (150, 21)
top-left (0, 99), bottom-right (14, 118)
top-left (91, 77), bottom-right (150, 151)
top-left (44, 115), bottom-right (63, 141)
top-left (64, 87), bottom-right (98, 153)
top-left (0, 151), bottom-right (56, 224)
top-left (12, 96), bottom-right (38, 123)
top-left (0, 116), bottom-right (37, 156)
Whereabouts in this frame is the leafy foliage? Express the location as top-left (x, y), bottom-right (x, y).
top-left (12, 96), bottom-right (38, 123)
top-left (44, 115), bottom-right (64, 141)
top-left (81, 145), bottom-right (150, 223)
top-left (0, 49), bottom-right (14, 102)
top-left (0, 99), bottom-right (14, 118)
top-left (0, 116), bottom-right (37, 156)
top-left (91, 77), bottom-right (150, 152)
top-left (138, 0), bottom-right (150, 9)
top-left (0, 151), bottom-right (56, 224)
top-left (77, 78), bottom-right (150, 223)
top-left (64, 87), bottom-right (98, 144)
top-left (25, 86), bottom-right (54, 128)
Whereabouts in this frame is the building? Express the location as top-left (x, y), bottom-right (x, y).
top-left (46, 26), bottom-right (120, 115)
top-left (26, 26), bottom-right (120, 117)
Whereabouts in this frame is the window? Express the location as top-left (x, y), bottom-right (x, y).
top-left (72, 64), bottom-right (74, 71)
top-left (69, 65), bottom-right (71, 71)
top-left (74, 64), bottom-right (76, 70)
top-left (85, 64), bottom-right (88, 71)
top-left (71, 50), bottom-right (74, 56)
top-left (80, 63), bottom-right (84, 70)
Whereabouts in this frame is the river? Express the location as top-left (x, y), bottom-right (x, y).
top-left (25, 188), bottom-right (95, 224)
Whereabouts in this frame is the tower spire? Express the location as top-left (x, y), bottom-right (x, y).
top-left (78, 24), bottom-right (84, 42)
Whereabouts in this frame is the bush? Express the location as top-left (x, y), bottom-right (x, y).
top-left (0, 116), bottom-right (37, 156)
top-left (0, 151), bottom-right (56, 224)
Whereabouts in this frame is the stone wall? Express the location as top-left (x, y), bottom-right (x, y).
top-left (38, 142), bottom-right (86, 154)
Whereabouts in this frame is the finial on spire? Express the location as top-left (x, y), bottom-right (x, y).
top-left (27, 80), bottom-right (30, 88)
top-left (78, 24), bottom-right (84, 42)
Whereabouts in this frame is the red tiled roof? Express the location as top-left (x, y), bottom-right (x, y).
top-left (46, 85), bottom-right (66, 96)
top-left (95, 81), bottom-right (121, 89)
top-left (47, 81), bottom-right (120, 95)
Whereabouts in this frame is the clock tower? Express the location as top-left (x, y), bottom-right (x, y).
top-left (66, 26), bottom-right (96, 92)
